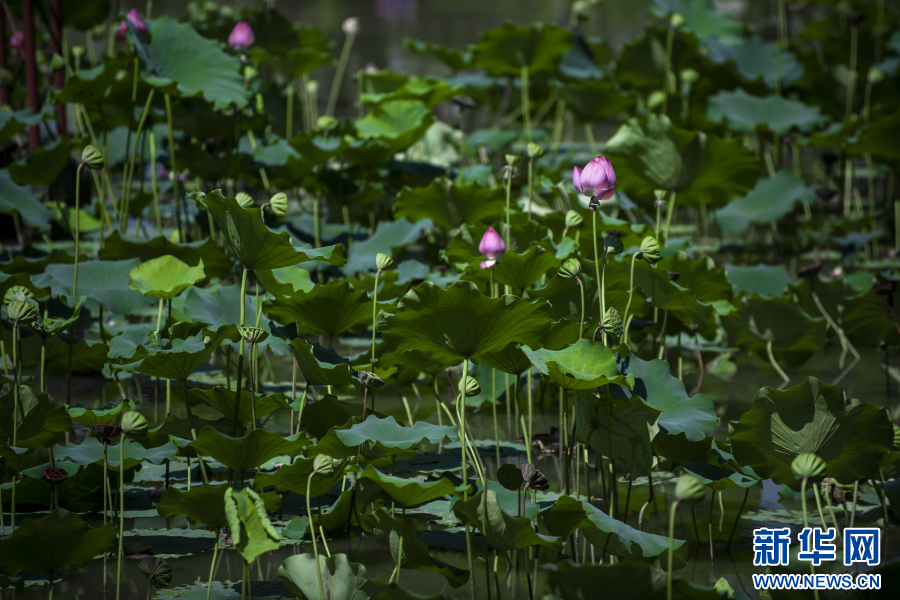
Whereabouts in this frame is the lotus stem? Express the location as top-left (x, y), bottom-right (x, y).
top-left (149, 131), bottom-right (162, 235)
top-left (822, 483), bottom-right (840, 535)
top-left (296, 385), bottom-right (310, 433)
top-left (233, 268), bottom-right (248, 436)
top-left (667, 499), bottom-right (680, 600)
top-left (800, 476), bottom-right (820, 600)
top-left (850, 481), bottom-right (859, 528)
top-left (181, 379), bottom-right (210, 485)
top-left (845, 22), bottom-right (858, 121)
top-left (73, 162), bottom-right (84, 295)
top-left (526, 370), bottom-right (533, 464)
top-left (306, 471), bottom-right (325, 600)
top-left (623, 252), bottom-right (639, 344)
top-left (709, 491), bottom-right (716, 578)
top-left (591, 211), bottom-right (605, 345)
top-left (576, 276), bottom-right (585, 341)
top-left (205, 528), bottom-right (220, 600)
top-left (103, 440), bottom-right (109, 523)
top-left (527, 157), bottom-right (534, 221)
top-left (623, 480), bottom-right (633, 523)
top-left (504, 168), bottom-right (513, 251)
top-left (726, 486), bottom-right (749, 550)
top-left (812, 482), bottom-right (828, 528)
top-left (116, 439), bottom-right (125, 600)
top-left (163, 94), bottom-right (186, 241)
top-left (663, 191), bottom-right (677, 244)
top-left (765, 340), bottom-right (790, 388)
top-left (326, 29), bottom-right (356, 117)
top-left (459, 358), bottom-right (476, 600)
top-left (520, 65), bottom-right (532, 143)
top-left (121, 89), bottom-right (155, 232)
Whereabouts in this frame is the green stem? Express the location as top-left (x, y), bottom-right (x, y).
top-left (121, 90), bottom-right (155, 232)
top-left (296, 385), bottom-right (310, 432)
top-left (766, 340), bottom-right (789, 387)
top-left (592, 211), bottom-right (604, 344)
top-left (40, 337), bottom-right (46, 393)
top-left (801, 477), bottom-right (820, 600)
top-left (845, 24), bottom-right (858, 120)
top-left (183, 379), bottom-right (210, 485)
top-left (103, 441), bottom-right (109, 524)
top-left (73, 163), bottom-right (85, 295)
top-left (667, 500), bottom-right (679, 600)
top-left (326, 32), bottom-right (356, 117)
top-left (206, 528), bottom-right (220, 600)
top-left (164, 94), bottom-right (184, 242)
top-left (460, 359), bottom-right (476, 600)
top-left (149, 131), bottom-right (162, 235)
top-left (576, 278), bottom-right (585, 341)
top-left (663, 191), bottom-right (677, 243)
top-left (504, 170), bottom-right (513, 251)
top-left (527, 158), bottom-right (534, 221)
top-left (233, 268), bottom-right (248, 436)
top-left (155, 298), bottom-right (164, 333)
top-left (520, 65), bottom-right (532, 142)
top-left (623, 252), bottom-right (639, 344)
top-left (307, 472), bottom-right (325, 600)
top-left (372, 269), bottom-right (380, 370)
top-left (116, 440), bottom-right (125, 600)
top-left (526, 370), bottom-right (533, 465)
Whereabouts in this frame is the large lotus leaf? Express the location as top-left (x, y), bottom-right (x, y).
top-left (255, 266), bottom-right (315, 297)
top-left (128, 256), bottom-right (205, 300)
top-left (560, 78), bottom-right (637, 122)
top-left (373, 509), bottom-right (469, 588)
top-left (0, 169), bottom-right (54, 230)
top-left (251, 45), bottom-right (332, 78)
top-left (604, 114), bottom-right (759, 208)
top-left (202, 190), bottom-right (345, 270)
top-left (656, 253), bottom-right (731, 304)
top-left (289, 343), bottom-right (355, 394)
top-left (720, 294), bottom-right (826, 353)
top-left (156, 484), bottom-right (229, 530)
top-left (8, 137), bottom-right (71, 186)
top-left (522, 339), bottom-right (634, 391)
top-left (844, 291), bottom-right (898, 345)
top-left (189, 386), bottom-right (290, 424)
top-left (0, 386), bottom-right (73, 449)
top-left (354, 100), bottom-right (434, 154)
top-left (707, 89), bottom-right (826, 135)
top-left (492, 246), bottom-right (562, 293)
top-left (266, 281), bottom-right (372, 338)
top-left (713, 170), bottom-right (816, 234)
top-left (381, 281), bottom-right (555, 363)
top-left (13, 461), bottom-right (104, 509)
top-left (0, 250), bottom-right (75, 276)
top-left (723, 264), bottom-right (791, 297)
top-left (631, 261), bottom-right (713, 325)
top-left (612, 355), bottom-right (716, 441)
top-left (650, 0), bottom-right (743, 42)
top-left (67, 399), bottom-right (136, 427)
top-left (140, 17), bottom-right (250, 109)
top-left (278, 553), bottom-right (380, 600)
top-left (394, 178), bottom-right (505, 231)
top-left (471, 21), bottom-right (573, 76)
top-left (99, 231), bottom-right (231, 281)
top-left (225, 487), bottom-right (280, 565)
top-left (453, 489), bottom-right (560, 552)
top-left (55, 438), bottom-right (177, 471)
top-left (112, 325), bottom-right (237, 381)
top-left (335, 415), bottom-right (457, 455)
top-left (4, 329), bottom-right (109, 376)
top-left (252, 455), bottom-right (347, 498)
top-left (36, 259), bottom-right (147, 314)
top-left (0, 107), bottom-right (53, 142)
top-left (574, 390), bottom-right (660, 479)
top-left (730, 377), bottom-right (894, 491)
top-left (656, 435), bottom-right (760, 491)
top-left (544, 495), bottom-right (682, 561)
top-left (189, 427), bottom-right (310, 473)
top-left (361, 71), bottom-right (460, 110)
top-left (361, 467), bottom-right (468, 507)
top-left (477, 341), bottom-right (538, 376)
top-left (0, 509), bottom-right (117, 576)
top-left (52, 59), bottom-right (121, 104)
top-left (340, 217), bottom-right (432, 276)
top-left (846, 111), bottom-right (900, 161)
top-left (703, 35), bottom-right (803, 89)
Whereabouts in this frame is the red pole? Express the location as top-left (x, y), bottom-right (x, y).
top-left (0, 8), bottom-right (8, 106)
top-left (23, 0), bottom-right (39, 151)
top-left (51, 0), bottom-right (66, 136)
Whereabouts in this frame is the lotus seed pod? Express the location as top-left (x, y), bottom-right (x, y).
top-left (640, 236), bottom-right (661, 264)
top-left (504, 154), bottom-right (520, 167)
top-left (306, 79), bottom-right (319, 95)
top-left (239, 326), bottom-right (269, 345)
top-left (893, 424), bottom-right (900, 451)
top-left (459, 375), bottom-right (481, 398)
top-left (653, 189), bottom-right (667, 202)
top-left (313, 454), bottom-right (335, 476)
top-left (7, 297), bottom-right (37, 323)
top-left (521, 463), bottom-right (549, 491)
top-left (268, 192), bottom-right (288, 218)
top-left (358, 371), bottom-right (385, 389)
top-left (526, 142), bottom-right (545, 159)
top-left (342, 17), bottom-right (360, 36)
top-left (90, 422), bottom-right (123, 442)
top-left (604, 234), bottom-right (624, 255)
top-left (376, 252), bottom-right (394, 271)
top-left (791, 453), bottom-right (827, 482)
top-left (670, 13), bottom-right (686, 28)
top-left (43, 467), bottom-right (68, 484)
top-left (565, 210), bottom-right (584, 229)
top-left (602, 307), bottom-right (624, 337)
top-left (81, 144), bottom-right (105, 170)
top-left (317, 115), bottom-right (339, 131)
top-left (675, 474), bottom-right (705, 506)
top-left (235, 192), bottom-right (254, 209)
top-left (3, 286), bottom-right (33, 304)
top-left (558, 258), bottom-right (581, 280)
top-left (121, 410), bottom-right (149, 438)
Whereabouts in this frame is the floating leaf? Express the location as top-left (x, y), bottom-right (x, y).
top-left (128, 256), bottom-right (206, 300)
top-left (99, 231), bottom-right (231, 281)
top-left (471, 21), bottom-right (573, 75)
top-left (707, 89), bottom-right (826, 134)
top-left (335, 416), bottom-right (457, 454)
top-left (252, 455), bottom-right (346, 498)
top-left (0, 169), bottom-right (54, 231)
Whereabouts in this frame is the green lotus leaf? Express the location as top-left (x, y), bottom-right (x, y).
top-left (604, 113), bottom-right (759, 208)
top-left (361, 71), bottom-right (460, 110)
top-left (731, 378), bottom-right (894, 491)
top-left (527, 272), bottom-right (600, 324)
top-left (13, 460), bottom-right (104, 510)
top-left (265, 282), bottom-right (372, 338)
top-left (560, 78), bottom-right (637, 122)
top-left (844, 290), bottom-right (899, 345)
top-left (99, 231), bottom-right (231, 281)
top-left (713, 170), bottom-right (816, 234)
top-left (189, 427), bottom-right (311, 473)
top-left (656, 252), bottom-right (731, 304)
top-left (189, 386), bottom-right (290, 425)
top-left (704, 35), bottom-right (803, 89)
top-left (631, 260), bottom-right (713, 325)
top-left (355, 100), bottom-right (434, 154)
top-left (128, 256), bottom-right (206, 300)
top-left (0, 107), bottom-right (53, 142)
top-left (289, 339), bottom-right (358, 390)
top-left (140, 16), bottom-right (250, 109)
top-left (477, 341), bottom-right (537, 376)
top-left (255, 266), bottom-right (315, 297)
top-left (341, 217), bottom-right (432, 275)
top-left (36, 258), bottom-right (147, 314)
top-left (492, 246), bottom-right (562, 294)
top-left (522, 339), bottom-right (634, 391)
top-left (650, 0), bottom-right (743, 42)
top-left (278, 553), bottom-right (381, 600)
top-left (574, 390), bottom-right (660, 479)
top-left (67, 399), bottom-right (136, 427)
top-left (612, 355), bottom-right (716, 441)
top-left (497, 464), bottom-right (525, 491)
top-left (707, 89), bottom-right (827, 135)
top-left (201, 190), bottom-right (345, 270)
top-left (224, 487), bottom-right (280, 565)
top-left (156, 483), bottom-right (231, 530)
top-left (252, 456), bottom-right (347, 498)
top-left (4, 330), bottom-right (109, 376)
top-left (0, 509), bottom-right (117, 577)
top-left (0, 169), bottom-right (54, 231)
top-left (453, 488), bottom-right (561, 552)
top-left (471, 21), bottom-right (573, 75)
top-left (52, 59), bottom-right (122, 104)
top-left (724, 264), bottom-right (791, 297)
top-left (0, 386), bottom-right (73, 448)
top-left (381, 281), bottom-right (555, 363)
top-left (55, 437), bottom-right (176, 471)
top-left (303, 395), bottom-right (388, 441)
top-left (360, 467), bottom-right (468, 507)
top-left (0, 250), bottom-right (75, 276)
top-left (404, 37), bottom-right (472, 71)
top-left (544, 495), bottom-right (683, 561)
top-left (335, 415), bottom-right (457, 454)
top-left (655, 435), bottom-right (760, 491)
top-left (394, 178), bottom-right (505, 231)
top-left (720, 294), bottom-right (826, 355)
top-left (373, 508), bottom-right (470, 587)
top-left (8, 137), bottom-right (71, 186)
top-left (846, 111), bottom-right (900, 162)
top-left (112, 325), bottom-right (237, 381)
top-left (251, 46), bottom-right (333, 78)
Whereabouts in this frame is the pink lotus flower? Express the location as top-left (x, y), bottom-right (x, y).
top-left (116, 9), bottom-right (148, 42)
top-left (8, 31), bottom-right (24, 55)
top-left (228, 22), bottom-right (255, 50)
top-left (478, 226), bottom-right (505, 269)
top-left (573, 156), bottom-right (616, 202)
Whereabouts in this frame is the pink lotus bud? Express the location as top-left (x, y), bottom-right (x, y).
top-left (8, 31), bottom-right (24, 55)
top-left (479, 226), bottom-right (506, 263)
top-left (116, 9), bottom-right (148, 42)
top-left (343, 17), bottom-right (360, 35)
top-left (573, 156), bottom-right (616, 202)
top-left (228, 22), bottom-right (255, 50)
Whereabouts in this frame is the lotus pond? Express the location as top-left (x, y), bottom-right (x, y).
top-left (1, 0), bottom-right (900, 598)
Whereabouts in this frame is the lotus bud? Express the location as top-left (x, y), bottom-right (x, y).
top-left (317, 115), bottom-right (339, 132)
top-left (675, 474), bottom-right (705, 505)
top-left (121, 410), bottom-right (149, 438)
top-left (680, 68), bottom-right (699, 86)
top-left (669, 13), bottom-right (686, 28)
top-left (376, 253), bottom-right (394, 271)
top-left (81, 145), bottom-right (105, 170)
top-left (116, 9), bottom-right (148, 42)
top-left (203, 335), bottom-right (212, 346)
top-left (358, 371), bottom-right (385, 389)
top-left (603, 234), bottom-right (623, 255)
top-left (313, 454), bottom-right (335, 477)
top-left (478, 226), bottom-right (506, 265)
top-left (573, 156), bottom-right (616, 203)
top-left (893, 424), bottom-right (900, 451)
top-left (268, 192), bottom-right (288, 218)
top-left (138, 557), bottom-right (173, 590)
top-left (342, 17), bottom-right (360, 36)
top-left (9, 32), bottom-right (24, 56)
top-left (791, 453), bottom-right (826, 482)
top-left (640, 236), bottom-right (661, 263)
top-left (522, 463), bottom-right (549, 491)
top-left (90, 422), bottom-right (123, 443)
top-left (565, 210), bottom-right (584, 229)
top-left (228, 22), bottom-right (255, 50)
top-left (7, 297), bottom-right (37, 324)
top-left (602, 307), bottom-right (624, 338)
top-left (255, 92), bottom-right (265, 114)
top-left (459, 375), bottom-right (481, 398)
top-left (526, 143), bottom-right (545, 159)
top-left (235, 192), bottom-right (255, 209)
top-left (50, 54), bottom-right (65, 72)
top-left (3, 286), bottom-right (33, 304)
top-left (558, 258), bottom-right (581, 280)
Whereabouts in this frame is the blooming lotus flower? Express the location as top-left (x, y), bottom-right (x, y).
top-left (228, 22), bottom-right (255, 50)
top-left (8, 31), bottom-right (24, 55)
top-left (478, 226), bottom-right (505, 269)
top-left (573, 155), bottom-right (616, 203)
top-left (116, 9), bottom-right (148, 42)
